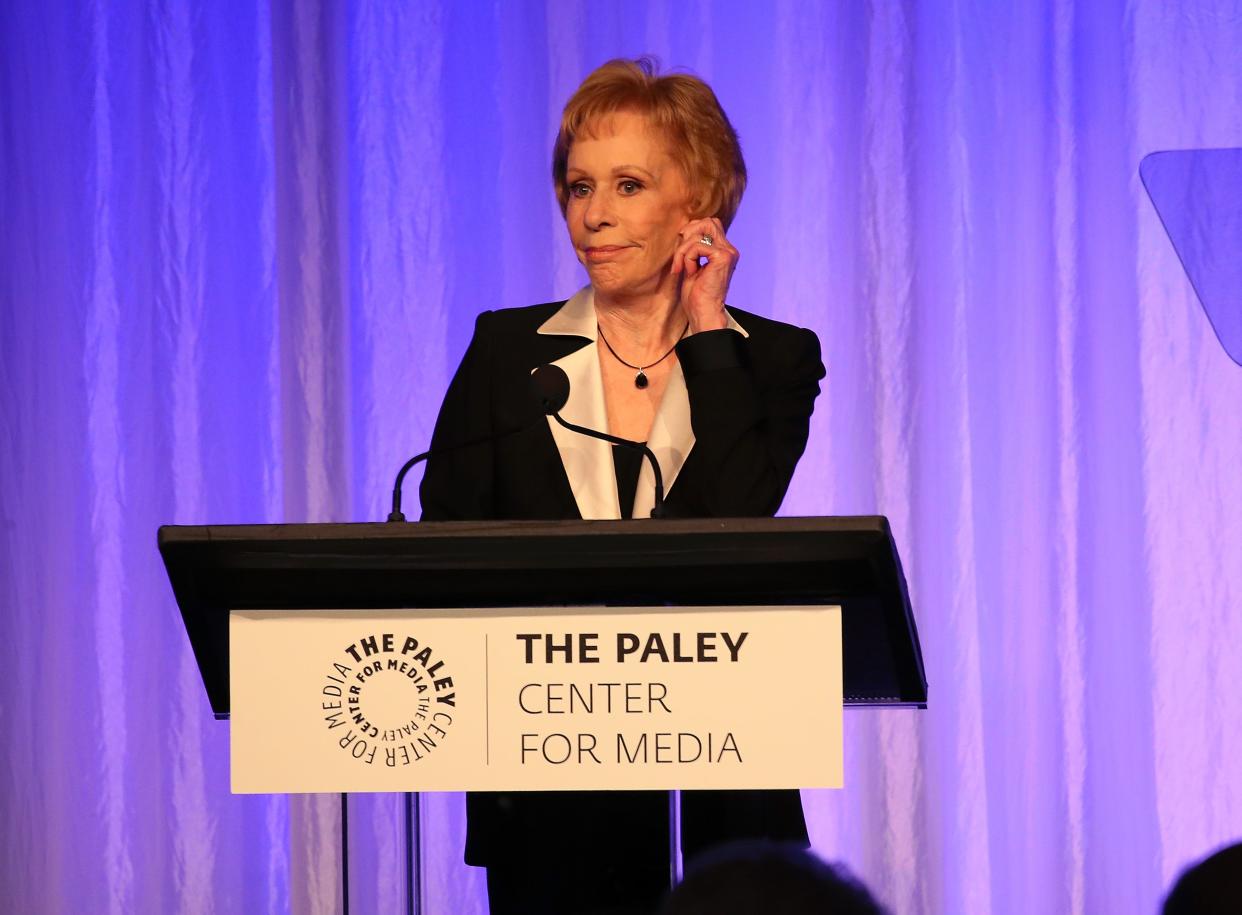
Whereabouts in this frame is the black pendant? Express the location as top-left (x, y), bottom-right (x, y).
top-left (634, 370), bottom-right (649, 389)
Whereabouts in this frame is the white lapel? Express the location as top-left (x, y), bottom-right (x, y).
top-left (630, 366), bottom-right (692, 520)
top-left (537, 286), bottom-right (749, 520)
top-left (537, 287), bottom-right (619, 520)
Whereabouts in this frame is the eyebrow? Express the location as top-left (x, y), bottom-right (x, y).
top-left (566, 164), bottom-right (658, 180)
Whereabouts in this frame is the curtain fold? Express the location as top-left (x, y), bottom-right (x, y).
top-left (3, 2), bottom-right (1240, 912)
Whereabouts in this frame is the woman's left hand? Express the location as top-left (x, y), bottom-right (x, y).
top-left (671, 217), bottom-right (737, 334)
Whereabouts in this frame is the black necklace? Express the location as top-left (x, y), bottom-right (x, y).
top-left (597, 322), bottom-right (689, 389)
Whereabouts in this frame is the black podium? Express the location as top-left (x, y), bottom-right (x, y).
top-left (159, 515), bottom-right (926, 912)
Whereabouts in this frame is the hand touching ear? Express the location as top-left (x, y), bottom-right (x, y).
top-left (672, 216), bottom-right (736, 334)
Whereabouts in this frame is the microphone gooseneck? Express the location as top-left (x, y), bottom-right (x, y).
top-left (530, 365), bottom-right (667, 518)
top-left (388, 450), bottom-right (435, 522)
top-left (387, 421), bottom-right (537, 522)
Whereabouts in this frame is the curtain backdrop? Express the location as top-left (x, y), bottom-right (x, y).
top-left (3, 1), bottom-right (1241, 912)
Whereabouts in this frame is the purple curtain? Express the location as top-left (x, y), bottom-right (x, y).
top-left (3, 1), bottom-right (1241, 912)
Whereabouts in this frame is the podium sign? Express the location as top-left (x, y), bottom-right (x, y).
top-left (230, 604), bottom-right (842, 794)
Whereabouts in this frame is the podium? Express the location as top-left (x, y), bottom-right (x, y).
top-left (159, 515), bottom-right (926, 910)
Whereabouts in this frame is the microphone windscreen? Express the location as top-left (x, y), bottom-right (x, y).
top-left (530, 364), bottom-right (570, 414)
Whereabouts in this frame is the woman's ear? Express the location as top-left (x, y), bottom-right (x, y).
top-left (685, 183), bottom-right (719, 224)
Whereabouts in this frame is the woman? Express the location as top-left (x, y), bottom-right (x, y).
top-left (421, 58), bottom-right (825, 914)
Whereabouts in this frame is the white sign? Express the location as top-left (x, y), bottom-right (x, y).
top-left (230, 605), bottom-right (842, 794)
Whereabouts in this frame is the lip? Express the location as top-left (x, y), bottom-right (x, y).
top-left (584, 245), bottom-right (630, 262)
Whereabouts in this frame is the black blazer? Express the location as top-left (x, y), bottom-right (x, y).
top-left (420, 297), bottom-right (824, 522)
top-left (419, 294), bottom-right (825, 867)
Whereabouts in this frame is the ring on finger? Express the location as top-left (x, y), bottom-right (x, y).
top-left (699, 234), bottom-right (714, 247)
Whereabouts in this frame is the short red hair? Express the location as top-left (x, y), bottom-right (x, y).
top-left (552, 58), bottom-right (747, 228)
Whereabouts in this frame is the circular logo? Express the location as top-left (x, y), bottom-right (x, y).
top-left (319, 632), bottom-right (457, 768)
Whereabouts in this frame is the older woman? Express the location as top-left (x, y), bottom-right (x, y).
top-left (421, 58), bottom-right (824, 914)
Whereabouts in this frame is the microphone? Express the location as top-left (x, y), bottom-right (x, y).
top-left (530, 362), bottom-right (571, 414)
top-left (387, 421), bottom-right (537, 522)
top-left (530, 365), bottom-right (667, 518)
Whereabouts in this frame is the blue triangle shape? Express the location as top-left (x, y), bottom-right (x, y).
top-left (1141, 148), bottom-right (1242, 367)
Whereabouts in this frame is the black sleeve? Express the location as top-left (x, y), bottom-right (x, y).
top-left (418, 312), bottom-right (496, 521)
top-left (667, 324), bottom-right (824, 517)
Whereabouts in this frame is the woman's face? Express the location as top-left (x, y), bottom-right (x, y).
top-left (564, 111), bottom-right (694, 299)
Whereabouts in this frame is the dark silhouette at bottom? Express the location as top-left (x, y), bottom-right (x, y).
top-left (661, 840), bottom-right (889, 915)
top-left (1163, 841), bottom-right (1242, 915)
